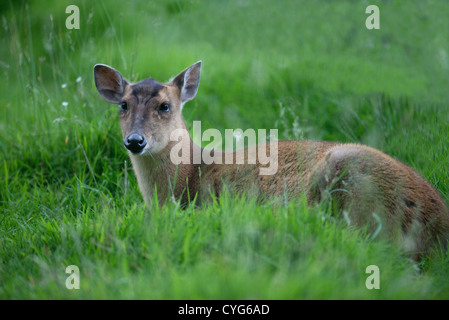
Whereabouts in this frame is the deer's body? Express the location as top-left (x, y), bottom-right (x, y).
top-left (94, 61), bottom-right (449, 260)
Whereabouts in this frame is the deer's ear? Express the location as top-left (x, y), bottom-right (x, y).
top-left (171, 61), bottom-right (201, 105)
top-left (93, 64), bottom-right (129, 104)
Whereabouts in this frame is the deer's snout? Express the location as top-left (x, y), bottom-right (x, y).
top-left (124, 133), bottom-right (147, 154)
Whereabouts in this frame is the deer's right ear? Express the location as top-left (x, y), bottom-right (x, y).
top-left (93, 64), bottom-right (129, 104)
top-left (171, 61), bottom-right (202, 105)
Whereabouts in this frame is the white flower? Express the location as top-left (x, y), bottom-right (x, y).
top-left (61, 83), bottom-right (67, 88)
top-left (53, 117), bottom-right (68, 123)
top-left (76, 76), bottom-right (82, 83)
top-left (62, 101), bottom-right (69, 107)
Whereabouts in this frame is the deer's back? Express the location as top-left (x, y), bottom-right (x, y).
top-left (199, 140), bottom-right (449, 258)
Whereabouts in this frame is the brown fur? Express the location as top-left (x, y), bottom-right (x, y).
top-left (94, 62), bottom-right (449, 260)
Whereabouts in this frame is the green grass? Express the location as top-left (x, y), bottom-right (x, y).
top-left (1, 0), bottom-right (449, 299)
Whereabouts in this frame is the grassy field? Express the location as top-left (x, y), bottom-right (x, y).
top-left (1, 0), bottom-right (449, 299)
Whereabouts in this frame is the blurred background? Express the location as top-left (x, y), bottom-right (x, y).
top-left (2, 0), bottom-right (449, 195)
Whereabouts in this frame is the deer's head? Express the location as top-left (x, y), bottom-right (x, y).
top-left (94, 61), bottom-right (201, 155)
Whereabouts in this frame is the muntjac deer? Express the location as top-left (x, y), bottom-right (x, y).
top-left (94, 61), bottom-right (449, 260)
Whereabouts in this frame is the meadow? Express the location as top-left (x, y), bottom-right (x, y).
top-left (1, 0), bottom-right (449, 299)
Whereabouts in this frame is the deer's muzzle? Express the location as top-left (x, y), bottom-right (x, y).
top-left (124, 133), bottom-right (147, 154)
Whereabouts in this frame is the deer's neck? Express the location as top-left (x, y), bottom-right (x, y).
top-left (129, 130), bottom-right (202, 207)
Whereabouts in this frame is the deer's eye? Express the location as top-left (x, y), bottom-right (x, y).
top-left (159, 103), bottom-right (170, 113)
top-left (120, 101), bottom-right (128, 111)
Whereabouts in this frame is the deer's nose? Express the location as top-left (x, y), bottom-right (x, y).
top-left (124, 133), bottom-right (147, 154)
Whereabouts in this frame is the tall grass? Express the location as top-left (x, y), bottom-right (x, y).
top-left (1, 0), bottom-right (449, 299)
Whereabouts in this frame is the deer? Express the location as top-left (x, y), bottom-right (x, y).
top-left (93, 61), bottom-right (449, 260)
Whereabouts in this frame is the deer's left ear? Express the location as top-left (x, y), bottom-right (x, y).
top-left (93, 64), bottom-right (129, 104)
top-left (171, 61), bottom-right (202, 105)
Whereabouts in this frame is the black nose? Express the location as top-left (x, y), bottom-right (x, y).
top-left (124, 133), bottom-right (147, 154)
